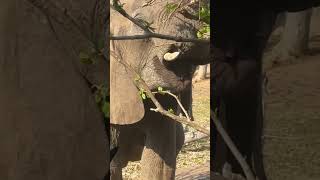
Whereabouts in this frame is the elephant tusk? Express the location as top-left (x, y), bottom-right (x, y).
top-left (163, 51), bottom-right (180, 61)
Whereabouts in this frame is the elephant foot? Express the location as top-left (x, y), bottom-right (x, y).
top-left (141, 166), bottom-right (175, 180)
top-left (140, 147), bottom-right (176, 180)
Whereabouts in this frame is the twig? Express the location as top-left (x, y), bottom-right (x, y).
top-left (110, 34), bottom-right (209, 43)
top-left (110, 2), bottom-right (209, 43)
top-left (210, 110), bottom-right (255, 180)
top-left (110, 51), bottom-right (209, 135)
top-left (150, 107), bottom-right (209, 135)
top-left (111, 2), bottom-right (151, 33)
top-left (153, 90), bottom-right (191, 121)
top-left (166, 0), bottom-right (185, 20)
top-left (184, 132), bottom-right (209, 144)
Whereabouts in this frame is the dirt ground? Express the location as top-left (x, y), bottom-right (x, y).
top-left (122, 78), bottom-right (210, 179)
top-left (261, 11), bottom-right (320, 180)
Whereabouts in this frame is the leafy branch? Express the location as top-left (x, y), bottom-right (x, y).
top-left (110, 0), bottom-right (209, 43)
top-left (152, 88), bottom-right (191, 121)
top-left (93, 84), bottom-right (110, 118)
top-left (110, 51), bottom-right (209, 135)
top-left (27, 0), bottom-right (110, 120)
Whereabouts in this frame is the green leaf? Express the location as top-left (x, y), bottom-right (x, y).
top-left (113, 0), bottom-right (125, 11)
top-left (79, 52), bottom-right (90, 59)
top-left (95, 94), bottom-right (102, 103)
top-left (157, 86), bottom-right (163, 92)
top-left (80, 58), bottom-right (94, 64)
top-left (79, 51), bottom-right (95, 64)
top-left (165, 2), bottom-right (178, 14)
top-left (199, 6), bottom-right (210, 24)
top-left (134, 75), bottom-right (141, 81)
top-left (197, 24), bottom-right (210, 39)
top-left (102, 101), bottom-right (110, 118)
top-left (141, 93), bottom-right (146, 100)
top-left (168, 108), bottom-right (174, 114)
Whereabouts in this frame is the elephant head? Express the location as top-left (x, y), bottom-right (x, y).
top-left (110, 0), bottom-right (210, 125)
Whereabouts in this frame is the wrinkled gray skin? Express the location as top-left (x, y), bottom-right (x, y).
top-left (110, 0), bottom-right (210, 179)
top-left (0, 1), bottom-right (108, 180)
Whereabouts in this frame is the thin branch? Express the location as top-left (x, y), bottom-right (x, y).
top-left (110, 3), bottom-right (209, 43)
top-left (167, 0), bottom-right (185, 20)
top-left (111, 3), bottom-right (151, 33)
top-left (210, 110), bottom-right (255, 180)
top-left (110, 51), bottom-right (209, 135)
top-left (184, 132), bottom-right (209, 144)
top-left (150, 107), bottom-right (209, 135)
top-left (110, 33), bottom-right (209, 43)
top-left (153, 90), bottom-right (191, 121)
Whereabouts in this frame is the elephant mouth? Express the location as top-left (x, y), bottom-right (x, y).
top-left (168, 75), bottom-right (192, 94)
top-left (161, 44), bottom-right (210, 65)
top-left (178, 78), bottom-right (192, 91)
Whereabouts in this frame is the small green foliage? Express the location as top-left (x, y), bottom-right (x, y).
top-left (199, 6), bottom-right (210, 24)
top-left (102, 101), bottom-right (110, 118)
top-left (139, 88), bottom-right (148, 100)
top-left (157, 86), bottom-right (166, 95)
top-left (136, 18), bottom-right (155, 31)
top-left (79, 47), bottom-right (101, 65)
top-left (134, 75), bottom-right (141, 81)
top-left (79, 51), bottom-right (90, 59)
top-left (168, 108), bottom-right (174, 114)
top-left (113, 0), bottom-right (125, 11)
top-left (93, 84), bottom-right (109, 118)
top-left (197, 24), bottom-right (210, 39)
top-left (196, 4), bottom-right (210, 39)
top-left (79, 52), bottom-right (93, 64)
top-left (165, 2), bottom-right (178, 14)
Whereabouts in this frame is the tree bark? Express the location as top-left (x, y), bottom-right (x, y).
top-left (268, 9), bottom-right (312, 64)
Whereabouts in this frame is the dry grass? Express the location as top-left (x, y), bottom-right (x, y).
top-left (122, 78), bottom-right (210, 179)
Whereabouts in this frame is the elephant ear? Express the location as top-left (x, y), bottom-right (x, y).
top-left (110, 53), bottom-right (145, 125)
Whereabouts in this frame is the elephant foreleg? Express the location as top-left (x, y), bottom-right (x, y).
top-left (140, 117), bottom-right (178, 180)
top-left (110, 152), bottom-right (125, 180)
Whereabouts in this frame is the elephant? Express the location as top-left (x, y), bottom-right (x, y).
top-left (0, 0), bottom-right (108, 179)
top-left (110, 0), bottom-right (210, 179)
top-left (211, 2), bottom-right (320, 180)
top-left (105, 147), bottom-right (118, 179)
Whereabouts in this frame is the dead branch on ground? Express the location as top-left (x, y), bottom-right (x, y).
top-left (211, 110), bottom-right (255, 180)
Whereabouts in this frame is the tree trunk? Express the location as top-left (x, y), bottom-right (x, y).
top-left (0, 1), bottom-right (109, 179)
top-left (268, 9), bottom-right (312, 64)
